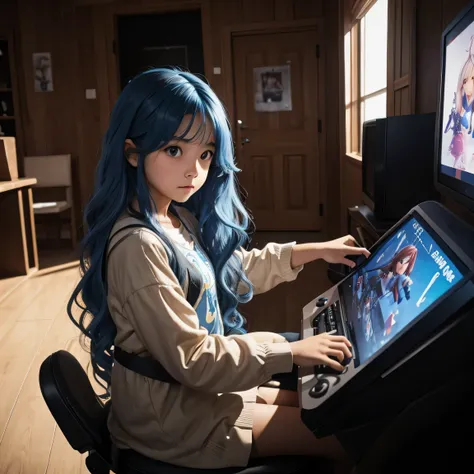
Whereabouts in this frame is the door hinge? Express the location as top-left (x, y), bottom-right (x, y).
top-left (319, 203), bottom-right (324, 216)
top-left (316, 44), bottom-right (320, 58)
top-left (318, 119), bottom-right (322, 133)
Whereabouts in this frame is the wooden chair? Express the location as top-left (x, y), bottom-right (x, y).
top-left (24, 154), bottom-right (76, 249)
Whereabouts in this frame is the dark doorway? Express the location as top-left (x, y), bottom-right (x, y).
top-left (117, 10), bottom-right (205, 90)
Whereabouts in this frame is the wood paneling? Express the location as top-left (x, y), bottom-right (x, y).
top-left (0, 0), bottom-right (18, 27)
top-left (231, 26), bottom-right (322, 231)
top-left (17, 0), bottom-right (78, 156)
top-left (387, 0), bottom-right (416, 116)
top-left (242, 0), bottom-right (275, 23)
top-left (324, 0), bottom-right (344, 237)
top-left (293, 0), bottom-right (323, 19)
top-left (284, 154), bottom-right (307, 209)
top-left (14, 0), bottom-right (85, 239)
top-left (75, 6), bottom-right (102, 214)
top-left (415, 0), bottom-right (443, 114)
top-left (342, 156), bottom-right (362, 210)
top-left (251, 155), bottom-right (274, 210)
top-left (9, 0), bottom-right (336, 239)
top-left (275, 0), bottom-right (294, 20)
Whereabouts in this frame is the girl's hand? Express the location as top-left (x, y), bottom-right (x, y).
top-left (290, 333), bottom-right (353, 371)
top-left (320, 235), bottom-right (370, 268)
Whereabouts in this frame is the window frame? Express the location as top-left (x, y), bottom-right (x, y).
top-left (345, 1), bottom-right (388, 156)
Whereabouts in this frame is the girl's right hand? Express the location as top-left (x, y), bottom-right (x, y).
top-left (289, 333), bottom-right (353, 371)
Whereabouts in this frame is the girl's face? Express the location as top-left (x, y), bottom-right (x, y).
top-left (127, 114), bottom-right (215, 205)
top-left (394, 256), bottom-right (411, 275)
top-left (463, 75), bottom-right (474, 97)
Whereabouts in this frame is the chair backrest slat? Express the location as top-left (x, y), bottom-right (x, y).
top-left (24, 154), bottom-right (72, 187)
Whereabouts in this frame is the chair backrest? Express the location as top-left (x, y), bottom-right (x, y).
top-left (24, 154), bottom-right (72, 187)
top-left (39, 350), bottom-right (112, 472)
top-left (0, 136), bottom-right (18, 180)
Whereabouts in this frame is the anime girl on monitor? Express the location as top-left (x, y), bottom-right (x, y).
top-left (353, 245), bottom-right (418, 344)
top-left (444, 36), bottom-right (474, 173)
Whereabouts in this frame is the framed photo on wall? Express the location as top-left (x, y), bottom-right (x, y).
top-left (33, 52), bottom-right (54, 92)
top-left (253, 65), bottom-right (292, 112)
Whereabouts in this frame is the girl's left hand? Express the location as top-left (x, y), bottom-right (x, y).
top-left (321, 235), bottom-right (371, 267)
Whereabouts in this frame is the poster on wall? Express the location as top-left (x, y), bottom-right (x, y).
top-left (253, 65), bottom-right (292, 112)
top-left (33, 52), bottom-right (54, 92)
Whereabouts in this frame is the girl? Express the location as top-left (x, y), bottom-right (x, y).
top-left (445, 41), bottom-right (474, 174)
top-left (68, 68), bottom-right (369, 470)
top-left (355, 245), bottom-right (417, 339)
top-left (378, 245), bottom-right (417, 304)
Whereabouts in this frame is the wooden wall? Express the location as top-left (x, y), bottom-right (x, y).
top-left (0, 1), bottom-right (18, 31)
top-left (324, 0), bottom-right (344, 237)
top-left (387, 0), bottom-right (416, 116)
top-left (341, 156), bottom-right (362, 218)
top-left (6, 0), bottom-right (474, 239)
top-left (0, 0), bottom-right (345, 238)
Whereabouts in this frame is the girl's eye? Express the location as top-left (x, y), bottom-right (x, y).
top-left (201, 150), bottom-right (214, 161)
top-left (165, 146), bottom-right (182, 157)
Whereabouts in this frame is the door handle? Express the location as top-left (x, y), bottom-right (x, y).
top-left (241, 137), bottom-right (251, 146)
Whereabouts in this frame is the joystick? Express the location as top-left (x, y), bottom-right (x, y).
top-left (309, 379), bottom-right (329, 398)
top-left (316, 297), bottom-right (328, 308)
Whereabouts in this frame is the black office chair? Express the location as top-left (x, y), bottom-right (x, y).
top-left (39, 350), bottom-right (333, 474)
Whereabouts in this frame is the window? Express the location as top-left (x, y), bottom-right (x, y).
top-left (345, 0), bottom-right (388, 155)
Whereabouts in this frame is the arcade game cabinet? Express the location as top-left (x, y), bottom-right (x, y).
top-left (300, 201), bottom-right (474, 457)
top-left (299, 1), bottom-right (474, 468)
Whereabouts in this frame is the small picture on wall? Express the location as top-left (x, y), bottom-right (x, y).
top-left (33, 52), bottom-right (54, 92)
top-left (254, 65), bottom-right (292, 112)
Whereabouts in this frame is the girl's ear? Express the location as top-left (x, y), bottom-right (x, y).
top-left (124, 139), bottom-right (138, 167)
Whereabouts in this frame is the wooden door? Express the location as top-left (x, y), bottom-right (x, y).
top-left (232, 28), bottom-right (322, 231)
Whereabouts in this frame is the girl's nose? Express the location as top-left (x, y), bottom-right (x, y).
top-left (185, 159), bottom-right (199, 178)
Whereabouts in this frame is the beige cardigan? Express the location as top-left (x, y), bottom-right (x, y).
top-left (106, 209), bottom-right (303, 469)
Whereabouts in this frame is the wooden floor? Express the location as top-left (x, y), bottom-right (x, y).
top-left (0, 265), bottom-right (93, 474)
top-left (0, 232), bottom-right (333, 473)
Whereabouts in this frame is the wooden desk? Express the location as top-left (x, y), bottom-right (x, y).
top-left (0, 178), bottom-right (39, 278)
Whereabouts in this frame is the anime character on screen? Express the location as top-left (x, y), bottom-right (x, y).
top-left (354, 245), bottom-right (418, 342)
top-left (444, 36), bottom-right (474, 172)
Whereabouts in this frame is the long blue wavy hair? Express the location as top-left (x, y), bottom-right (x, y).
top-left (67, 68), bottom-right (254, 392)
